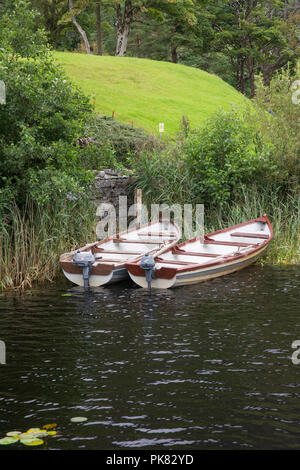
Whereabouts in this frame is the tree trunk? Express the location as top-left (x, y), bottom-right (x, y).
top-left (171, 45), bottom-right (178, 63)
top-left (262, 63), bottom-right (273, 86)
top-left (69, 0), bottom-right (92, 54)
top-left (284, 0), bottom-right (288, 20)
top-left (115, 0), bottom-right (137, 56)
top-left (246, 37), bottom-right (255, 98)
top-left (247, 56), bottom-right (255, 98)
top-left (116, 22), bottom-right (131, 56)
top-left (237, 55), bottom-right (246, 94)
top-left (95, 1), bottom-right (102, 55)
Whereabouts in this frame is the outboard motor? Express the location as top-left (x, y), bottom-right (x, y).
top-left (73, 250), bottom-right (95, 291)
top-left (140, 254), bottom-right (156, 293)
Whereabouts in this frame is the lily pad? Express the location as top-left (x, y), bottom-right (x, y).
top-left (61, 293), bottom-right (72, 297)
top-left (70, 417), bottom-right (88, 423)
top-left (43, 423), bottom-right (57, 430)
top-left (19, 432), bottom-right (33, 439)
top-left (47, 431), bottom-right (57, 436)
top-left (0, 437), bottom-right (18, 445)
top-left (22, 430), bottom-right (48, 438)
top-left (6, 431), bottom-right (21, 437)
top-left (35, 431), bottom-right (49, 438)
top-left (21, 438), bottom-right (44, 446)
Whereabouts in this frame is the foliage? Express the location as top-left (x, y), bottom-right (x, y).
top-left (130, 148), bottom-right (192, 207)
top-left (183, 108), bottom-right (277, 207)
top-left (133, 95), bottom-right (299, 210)
top-left (0, 0), bottom-right (49, 58)
top-left (210, 0), bottom-right (300, 95)
top-left (30, 0), bottom-right (77, 50)
top-left (84, 114), bottom-right (154, 164)
top-left (0, 196), bottom-right (96, 290)
top-left (132, 107), bottom-right (277, 208)
top-left (250, 66), bottom-right (300, 189)
top-left (0, 0), bottom-right (95, 207)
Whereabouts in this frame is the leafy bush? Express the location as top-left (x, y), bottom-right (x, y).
top-left (84, 114), bottom-right (155, 164)
top-left (0, 1), bottom-right (94, 207)
top-left (251, 66), bottom-right (300, 190)
top-left (183, 108), bottom-right (276, 206)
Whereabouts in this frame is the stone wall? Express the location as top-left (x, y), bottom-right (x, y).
top-left (92, 168), bottom-right (135, 214)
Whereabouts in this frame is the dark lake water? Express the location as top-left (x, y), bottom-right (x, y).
top-left (0, 265), bottom-right (299, 450)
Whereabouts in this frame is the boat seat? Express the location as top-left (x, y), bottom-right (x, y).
top-left (156, 257), bottom-right (199, 266)
top-left (172, 248), bottom-right (219, 258)
top-left (204, 239), bottom-right (255, 247)
top-left (93, 247), bottom-right (143, 255)
top-left (95, 258), bottom-right (126, 264)
top-left (112, 238), bottom-right (165, 244)
top-left (230, 232), bottom-right (269, 239)
top-left (138, 232), bottom-right (177, 238)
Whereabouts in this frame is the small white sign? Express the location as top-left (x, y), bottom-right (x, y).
top-left (159, 123), bottom-right (164, 133)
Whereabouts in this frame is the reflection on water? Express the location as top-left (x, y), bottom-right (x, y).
top-left (0, 265), bottom-right (300, 450)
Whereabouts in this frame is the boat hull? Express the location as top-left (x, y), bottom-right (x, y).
top-left (62, 267), bottom-right (128, 288)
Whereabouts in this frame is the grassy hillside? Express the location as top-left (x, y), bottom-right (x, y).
top-left (54, 51), bottom-right (247, 136)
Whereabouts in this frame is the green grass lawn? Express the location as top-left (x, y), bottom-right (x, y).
top-left (54, 51), bottom-right (247, 137)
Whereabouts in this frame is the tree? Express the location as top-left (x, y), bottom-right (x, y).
top-left (114, 0), bottom-right (141, 56)
top-left (95, 1), bottom-right (103, 55)
top-left (123, 1), bottom-right (211, 63)
top-left (68, 0), bottom-right (92, 53)
top-left (30, 0), bottom-right (69, 48)
top-left (211, 0), bottom-right (300, 96)
top-left (156, 0), bottom-right (209, 63)
top-left (113, 0), bottom-right (199, 57)
top-left (57, 0), bottom-right (105, 54)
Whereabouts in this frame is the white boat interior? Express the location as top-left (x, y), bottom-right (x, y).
top-left (89, 220), bottom-right (181, 266)
top-left (154, 220), bottom-right (271, 269)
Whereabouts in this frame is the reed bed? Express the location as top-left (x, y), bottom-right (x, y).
top-left (205, 189), bottom-right (300, 265)
top-left (0, 200), bottom-right (95, 291)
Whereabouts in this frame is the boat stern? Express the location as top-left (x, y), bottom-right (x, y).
top-left (126, 262), bottom-right (178, 289)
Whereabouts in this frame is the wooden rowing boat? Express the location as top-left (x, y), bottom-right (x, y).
top-left (125, 215), bottom-right (273, 290)
top-left (59, 219), bottom-right (181, 288)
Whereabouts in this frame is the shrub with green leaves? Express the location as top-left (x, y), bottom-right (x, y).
top-left (183, 108), bottom-right (276, 206)
top-left (251, 67), bottom-right (300, 190)
top-left (0, 48), bottom-right (94, 206)
top-left (84, 114), bottom-right (155, 164)
top-left (0, 1), bottom-right (120, 209)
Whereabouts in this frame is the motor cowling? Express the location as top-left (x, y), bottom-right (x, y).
top-left (140, 254), bottom-right (156, 293)
top-left (140, 254), bottom-right (155, 271)
top-left (73, 250), bottom-right (95, 290)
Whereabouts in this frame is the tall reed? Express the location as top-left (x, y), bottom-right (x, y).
top-left (0, 199), bottom-right (96, 290)
top-left (205, 188), bottom-right (300, 264)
